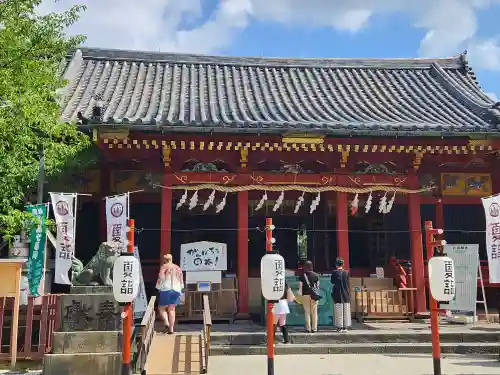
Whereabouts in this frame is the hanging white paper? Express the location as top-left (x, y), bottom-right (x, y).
top-left (105, 194), bottom-right (129, 252)
top-left (482, 195), bottom-right (500, 283)
top-left (133, 246), bottom-right (148, 320)
top-left (50, 193), bottom-right (77, 285)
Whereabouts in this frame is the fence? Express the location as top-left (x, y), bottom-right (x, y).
top-left (0, 295), bottom-right (61, 360)
top-left (132, 296), bottom-right (156, 374)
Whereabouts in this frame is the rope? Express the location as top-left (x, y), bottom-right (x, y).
top-left (134, 227), bottom-right (487, 234)
top-left (153, 183), bottom-right (430, 194)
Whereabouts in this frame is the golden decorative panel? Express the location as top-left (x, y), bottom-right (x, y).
top-left (441, 173), bottom-right (492, 196)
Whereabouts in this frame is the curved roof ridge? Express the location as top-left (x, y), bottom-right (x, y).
top-left (72, 47), bottom-right (466, 70)
top-left (430, 62), bottom-right (500, 126)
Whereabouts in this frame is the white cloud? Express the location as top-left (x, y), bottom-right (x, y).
top-left (468, 39), bottom-right (500, 71)
top-left (39, 0), bottom-right (500, 64)
top-left (487, 92), bottom-right (499, 101)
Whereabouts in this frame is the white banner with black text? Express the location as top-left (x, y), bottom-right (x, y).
top-left (482, 195), bottom-right (500, 283)
top-left (50, 193), bottom-right (77, 285)
top-left (105, 193), bottom-right (129, 252)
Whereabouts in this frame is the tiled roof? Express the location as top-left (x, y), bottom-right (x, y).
top-left (61, 47), bottom-right (500, 135)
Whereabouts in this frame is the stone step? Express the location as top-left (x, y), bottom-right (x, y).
top-left (52, 331), bottom-right (122, 354)
top-left (210, 342), bottom-right (500, 356)
top-left (43, 352), bottom-right (121, 375)
top-left (210, 331), bottom-right (500, 345)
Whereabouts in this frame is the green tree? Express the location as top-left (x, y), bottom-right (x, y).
top-left (0, 0), bottom-right (90, 239)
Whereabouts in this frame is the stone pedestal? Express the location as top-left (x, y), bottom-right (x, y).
top-left (43, 286), bottom-right (122, 375)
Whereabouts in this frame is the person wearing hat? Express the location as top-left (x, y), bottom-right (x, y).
top-left (156, 254), bottom-right (184, 334)
top-left (330, 257), bottom-right (351, 332)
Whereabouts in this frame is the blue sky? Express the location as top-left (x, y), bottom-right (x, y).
top-left (42, 0), bottom-right (500, 100)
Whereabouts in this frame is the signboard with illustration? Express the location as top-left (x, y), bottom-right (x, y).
top-left (180, 241), bottom-right (227, 272)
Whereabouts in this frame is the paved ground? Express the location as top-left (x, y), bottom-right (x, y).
top-left (209, 353), bottom-right (500, 375)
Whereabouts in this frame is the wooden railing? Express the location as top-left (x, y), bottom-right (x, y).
top-left (0, 295), bottom-right (61, 360)
top-left (132, 296), bottom-right (156, 375)
top-left (201, 295), bottom-right (212, 374)
top-left (354, 288), bottom-right (416, 322)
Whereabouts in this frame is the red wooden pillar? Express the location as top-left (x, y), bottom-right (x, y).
top-left (99, 164), bottom-right (110, 242)
top-left (160, 172), bottom-right (172, 259)
top-left (237, 190), bottom-right (249, 313)
top-left (408, 193), bottom-right (426, 312)
top-left (336, 192), bottom-right (350, 270)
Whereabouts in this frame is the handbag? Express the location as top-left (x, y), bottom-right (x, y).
top-left (303, 272), bottom-right (323, 301)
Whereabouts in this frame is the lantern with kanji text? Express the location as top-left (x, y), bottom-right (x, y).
top-left (428, 256), bottom-right (456, 302)
top-left (112, 253), bottom-right (140, 303)
top-left (260, 252), bottom-right (286, 301)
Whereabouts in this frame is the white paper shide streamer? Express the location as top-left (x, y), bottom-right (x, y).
top-left (309, 192), bottom-right (321, 214)
top-left (378, 193), bottom-right (387, 214)
top-left (176, 190), bottom-right (188, 210)
top-left (189, 191), bottom-right (198, 210)
top-left (273, 191), bottom-right (284, 212)
top-left (365, 192), bottom-right (373, 213)
top-left (203, 190), bottom-right (216, 211)
top-left (216, 193), bottom-right (228, 213)
top-left (385, 192), bottom-right (396, 213)
top-left (294, 192), bottom-right (305, 214)
top-left (255, 191), bottom-right (267, 211)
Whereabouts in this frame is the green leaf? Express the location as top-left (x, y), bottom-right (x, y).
top-left (0, 0), bottom-right (90, 239)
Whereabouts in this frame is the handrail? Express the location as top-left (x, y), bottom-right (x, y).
top-left (201, 294), bottom-right (212, 374)
top-left (132, 296), bottom-right (157, 375)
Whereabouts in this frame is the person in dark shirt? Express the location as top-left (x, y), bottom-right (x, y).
top-left (330, 257), bottom-right (351, 332)
top-left (298, 260), bottom-right (320, 333)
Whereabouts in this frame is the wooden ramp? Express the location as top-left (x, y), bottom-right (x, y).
top-left (144, 333), bottom-right (202, 375)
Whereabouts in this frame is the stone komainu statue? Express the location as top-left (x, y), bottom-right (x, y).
top-left (71, 241), bottom-right (122, 286)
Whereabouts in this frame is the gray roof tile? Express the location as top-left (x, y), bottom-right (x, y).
top-left (61, 47), bottom-right (500, 134)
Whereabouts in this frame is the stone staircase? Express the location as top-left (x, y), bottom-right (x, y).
top-left (43, 286), bottom-right (122, 375)
top-left (210, 327), bottom-right (500, 355)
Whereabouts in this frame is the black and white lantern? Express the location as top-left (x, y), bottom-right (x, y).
top-left (428, 256), bottom-right (456, 302)
top-left (260, 253), bottom-right (286, 301)
top-left (112, 253), bottom-right (141, 303)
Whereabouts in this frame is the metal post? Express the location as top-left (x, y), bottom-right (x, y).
top-left (425, 220), bottom-right (442, 375)
top-left (36, 144), bottom-right (45, 204)
top-left (265, 218), bottom-right (274, 375)
top-left (122, 218), bottom-right (135, 375)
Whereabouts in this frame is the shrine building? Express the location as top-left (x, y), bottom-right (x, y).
top-left (54, 47), bottom-right (500, 315)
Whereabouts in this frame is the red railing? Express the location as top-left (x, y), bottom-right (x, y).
top-left (0, 295), bottom-right (61, 360)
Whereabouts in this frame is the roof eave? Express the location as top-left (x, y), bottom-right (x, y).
top-left (79, 123), bottom-right (500, 139)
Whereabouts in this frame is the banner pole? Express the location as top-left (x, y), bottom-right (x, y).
top-left (265, 218), bottom-right (274, 375)
top-left (122, 218), bottom-right (135, 375)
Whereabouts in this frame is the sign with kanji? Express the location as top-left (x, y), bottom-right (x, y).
top-left (112, 254), bottom-right (140, 303)
top-left (260, 253), bottom-right (286, 301)
top-left (105, 194), bottom-right (129, 252)
top-left (26, 203), bottom-right (49, 296)
top-left (441, 244), bottom-right (479, 313)
top-left (428, 256), bottom-right (456, 302)
top-left (50, 193), bottom-right (77, 285)
top-left (482, 195), bottom-right (500, 283)
top-left (180, 241), bottom-right (227, 272)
